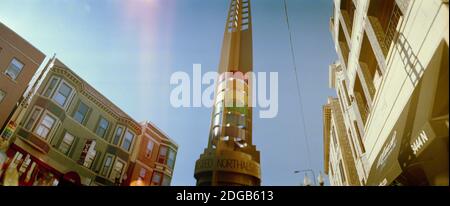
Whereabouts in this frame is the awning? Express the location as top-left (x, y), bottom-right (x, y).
top-left (366, 45), bottom-right (449, 185)
top-left (62, 171), bottom-right (81, 186)
top-left (366, 102), bottom-right (409, 186)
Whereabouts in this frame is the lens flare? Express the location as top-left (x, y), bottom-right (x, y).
top-left (117, 0), bottom-right (176, 116)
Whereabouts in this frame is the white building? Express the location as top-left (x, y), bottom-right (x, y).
top-left (328, 0), bottom-right (448, 186)
top-left (324, 96), bottom-right (361, 186)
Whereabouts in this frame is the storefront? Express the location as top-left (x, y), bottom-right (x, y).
top-left (2, 144), bottom-right (63, 186)
top-left (1, 144), bottom-right (82, 186)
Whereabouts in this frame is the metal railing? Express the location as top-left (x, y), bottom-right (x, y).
top-left (384, 2), bottom-right (403, 56)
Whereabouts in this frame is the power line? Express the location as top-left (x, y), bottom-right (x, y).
top-left (283, 0), bottom-right (313, 170)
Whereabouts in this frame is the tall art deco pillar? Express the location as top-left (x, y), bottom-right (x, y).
top-left (194, 0), bottom-right (261, 186)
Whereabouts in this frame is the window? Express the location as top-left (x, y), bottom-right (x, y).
top-left (35, 114), bottom-right (56, 140)
top-left (112, 126), bottom-right (123, 145)
top-left (167, 149), bottom-right (176, 170)
top-left (4, 58), bottom-right (24, 80)
top-left (0, 90), bottom-right (5, 103)
top-left (44, 77), bottom-right (59, 97)
top-left (73, 101), bottom-right (89, 124)
top-left (161, 175), bottom-right (171, 186)
top-left (79, 140), bottom-right (97, 169)
top-left (139, 168), bottom-right (147, 179)
top-left (25, 107), bottom-right (42, 130)
top-left (53, 81), bottom-right (73, 107)
top-left (110, 159), bottom-right (125, 182)
top-left (146, 140), bottom-right (154, 158)
top-left (95, 117), bottom-right (109, 138)
top-left (151, 171), bottom-right (162, 186)
top-left (121, 130), bottom-right (134, 151)
top-left (157, 146), bottom-right (167, 164)
top-left (58, 132), bottom-right (75, 155)
top-left (83, 150), bottom-right (96, 169)
top-left (101, 156), bottom-right (113, 176)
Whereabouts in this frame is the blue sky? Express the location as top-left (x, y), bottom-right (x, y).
top-left (0, 0), bottom-right (337, 186)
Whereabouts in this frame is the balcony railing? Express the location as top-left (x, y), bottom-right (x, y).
top-left (367, 2), bottom-right (403, 58)
top-left (384, 3), bottom-right (403, 56)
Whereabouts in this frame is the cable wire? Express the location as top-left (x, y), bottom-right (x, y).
top-left (283, 0), bottom-right (313, 169)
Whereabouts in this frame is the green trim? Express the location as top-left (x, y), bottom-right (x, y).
top-left (55, 129), bottom-right (66, 151)
top-left (68, 136), bottom-right (79, 158)
top-left (71, 99), bottom-right (81, 120)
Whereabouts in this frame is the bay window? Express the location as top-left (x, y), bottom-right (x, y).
top-left (121, 130), bottom-right (134, 151)
top-left (110, 159), bottom-right (125, 182)
top-left (151, 171), bottom-right (162, 186)
top-left (167, 149), bottom-right (176, 170)
top-left (95, 117), bottom-right (109, 138)
top-left (35, 113), bottom-right (56, 140)
top-left (101, 155), bottom-right (113, 177)
top-left (157, 146), bottom-right (167, 164)
top-left (112, 126), bottom-right (124, 145)
top-left (25, 107), bottom-right (43, 131)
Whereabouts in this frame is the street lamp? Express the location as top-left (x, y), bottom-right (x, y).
top-left (318, 171), bottom-right (325, 186)
top-left (294, 169), bottom-right (317, 186)
top-left (303, 174), bottom-right (312, 186)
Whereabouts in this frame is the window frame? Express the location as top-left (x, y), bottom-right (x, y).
top-left (52, 79), bottom-right (75, 109)
top-left (73, 101), bottom-right (89, 124)
top-left (121, 129), bottom-right (135, 152)
top-left (101, 154), bottom-right (114, 177)
top-left (167, 148), bottom-right (176, 170)
top-left (58, 132), bottom-right (75, 155)
top-left (43, 76), bottom-right (61, 98)
top-left (109, 158), bottom-right (126, 182)
top-left (112, 125), bottom-right (124, 146)
top-left (150, 171), bottom-right (163, 186)
top-left (157, 145), bottom-right (168, 164)
top-left (4, 58), bottom-right (24, 81)
top-left (161, 174), bottom-right (171, 186)
top-left (145, 140), bottom-right (154, 158)
top-left (34, 111), bottom-right (58, 141)
top-left (95, 116), bottom-right (110, 139)
top-left (24, 106), bottom-right (44, 131)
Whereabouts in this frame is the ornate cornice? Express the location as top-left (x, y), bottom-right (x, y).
top-left (51, 65), bottom-right (141, 134)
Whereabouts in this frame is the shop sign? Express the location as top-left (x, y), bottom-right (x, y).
top-left (376, 131), bottom-right (398, 171)
top-left (78, 140), bottom-right (93, 164)
top-left (1, 122), bottom-right (16, 140)
top-left (411, 130), bottom-right (430, 156)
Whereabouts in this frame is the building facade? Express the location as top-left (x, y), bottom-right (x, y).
top-left (0, 23), bottom-right (45, 134)
top-left (194, 0), bottom-right (261, 186)
top-left (125, 122), bottom-right (178, 186)
top-left (328, 0), bottom-right (448, 185)
top-left (323, 96), bottom-right (360, 186)
top-left (2, 59), bottom-right (142, 186)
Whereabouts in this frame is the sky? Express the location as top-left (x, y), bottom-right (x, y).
top-left (0, 0), bottom-right (337, 186)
